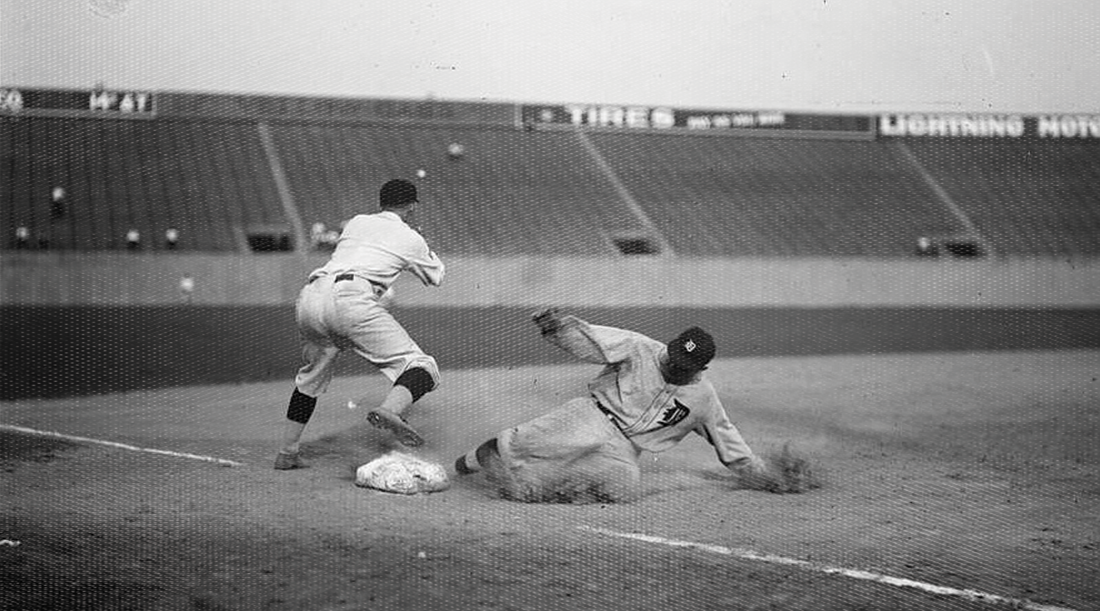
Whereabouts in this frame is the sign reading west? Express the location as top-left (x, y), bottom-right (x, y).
top-left (0, 87), bottom-right (156, 117)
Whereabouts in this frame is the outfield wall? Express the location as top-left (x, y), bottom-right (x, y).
top-left (5, 253), bottom-right (1099, 399)
top-left (3, 253), bottom-right (1100, 307)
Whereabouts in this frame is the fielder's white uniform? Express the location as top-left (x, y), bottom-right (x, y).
top-left (494, 315), bottom-right (761, 501)
top-left (293, 211), bottom-right (444, 397)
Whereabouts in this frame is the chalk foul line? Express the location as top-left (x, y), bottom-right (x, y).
top-left (580, 526), bottom-right (1077, 611)
top-left (0, 424), bottom-right (244, 467)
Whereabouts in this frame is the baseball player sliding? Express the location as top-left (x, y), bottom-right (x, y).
top-left (454, 308), bottom-right (812, 501)
top-left (275, 179), bottom-right (445, 470)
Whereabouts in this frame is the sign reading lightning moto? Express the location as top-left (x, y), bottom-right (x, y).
top-left (880, 113), bottom-right (1100, 139)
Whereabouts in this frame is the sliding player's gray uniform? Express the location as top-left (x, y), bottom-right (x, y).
top-left (494, 315), bottom-right (762, 501)
top-left (294, 211), bottom-right (444, 397)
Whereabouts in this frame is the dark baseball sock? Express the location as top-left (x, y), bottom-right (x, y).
top-left (455, 438), bottom-right (499, 474)
top-left (286, 389), bottom-right (317, 424)
top-left (395, 367), bottom-right (435, 402)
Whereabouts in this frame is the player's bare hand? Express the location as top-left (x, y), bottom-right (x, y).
top-left (377, 286), bottom-right (396, 309)
top-left (733, 445), bottom-right (820, 494)
top-left (531, 306), bottom-right (558, 321)
top-left (531, 307), bottom-right (561, 334)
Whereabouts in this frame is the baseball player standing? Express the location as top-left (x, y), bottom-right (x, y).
top-left (275, 178), bottom-right (444, 470)
top-left (454, 308), bottom-right (788, 501)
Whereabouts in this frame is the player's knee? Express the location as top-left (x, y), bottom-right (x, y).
top-left (395, 367), bottom-right (436, 402)
top-left (287, 388), bottom-right (317, 424)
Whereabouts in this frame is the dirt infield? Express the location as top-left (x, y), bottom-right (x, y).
top-left (2, 349), bottom-right (1099, 610)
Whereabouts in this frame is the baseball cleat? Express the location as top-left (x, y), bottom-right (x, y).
top-left (366, 409), bottom-right (424, 447)
top-left (274, 451), bottom-right (308, 470)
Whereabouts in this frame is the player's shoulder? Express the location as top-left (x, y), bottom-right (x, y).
top-left (634, 333), bottom-right (666, 352)
top-left (342, 213), bottom-right (372, 227)
top-left (350, 211), bottom-right (397, 224)
top-left (686, 374), bottom-right (719, 397)
top-left (628, 335), bottom-right (667, 366)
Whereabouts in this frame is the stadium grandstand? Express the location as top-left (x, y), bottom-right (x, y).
top-left (2, 87), bottom-right (1099, 258)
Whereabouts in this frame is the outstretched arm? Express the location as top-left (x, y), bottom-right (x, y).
top-left (697, 407), bottom-right (764, 475)
top-left (531, 308), bottom-right (649, 365)
top-left (406, 246), bottom-right (445, 287)
top-left (699, 404), bottom-right (818, 494)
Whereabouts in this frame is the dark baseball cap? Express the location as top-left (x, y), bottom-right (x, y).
top-left (380, 179), bottom-right (418, 208)
top-left (668, 327), bottom-right (716, 370)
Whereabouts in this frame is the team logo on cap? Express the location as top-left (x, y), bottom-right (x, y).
top-left (684, 339), bottom-right (696, 352)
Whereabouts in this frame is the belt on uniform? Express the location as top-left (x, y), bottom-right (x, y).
top-left (334, 273), bottom-right (385, 292)
top-left (593, 397), bottom-right (627, 435)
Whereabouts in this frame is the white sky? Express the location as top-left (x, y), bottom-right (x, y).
top-left (1, 0), bottom-right (1097, 113)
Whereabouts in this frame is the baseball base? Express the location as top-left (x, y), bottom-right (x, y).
top-left (355, 451), bottom-right (450, 495)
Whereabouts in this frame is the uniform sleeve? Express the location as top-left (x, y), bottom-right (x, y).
top-left (542, 315), bottom-right (652, 365)
top-left (404, 237), bottom-right (445, 287)
top-left (696, 397), bottom-right (761, 473)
